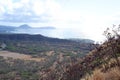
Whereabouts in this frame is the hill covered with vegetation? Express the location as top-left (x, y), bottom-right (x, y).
top-left (0, 34), bottom-right (94, 55)
top-left (0, 33), bottom-right (95, 80)
top-left (1, 25), bottom-right (120, 80)
top-left (60, 26), bottom-right (120, 80)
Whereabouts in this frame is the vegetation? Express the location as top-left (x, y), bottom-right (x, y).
top-left (84, 67), bottom-right (120, 80)
top-left (61, 25), bottom-right (120, 80)
top-left (0, 34), bottom-right (95, 80)
top-left (1, 25), bottom-right (120, 80)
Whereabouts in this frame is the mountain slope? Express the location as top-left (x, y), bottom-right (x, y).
top-left (0, 34), bottom-right (96, 80)
top-left (0, 34), bottom-right (94, 54)
top-left (60, 35), bottom-right (120, 80)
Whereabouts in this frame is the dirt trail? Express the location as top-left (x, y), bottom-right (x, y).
top-left (0, 51), bottom-right (45, 62)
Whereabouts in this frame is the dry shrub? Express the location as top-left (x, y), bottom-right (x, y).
top-left (84, 67), bottom-right (120, 80)
top-left (84, 69), bottom-right (105, 80)
top-left (105, 67), bottom-right (120, 80)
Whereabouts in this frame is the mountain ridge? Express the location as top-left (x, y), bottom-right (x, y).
top-left (0, 24), bottom-right (56, 33)
top-left (0, 34), bottom-right (95, 55)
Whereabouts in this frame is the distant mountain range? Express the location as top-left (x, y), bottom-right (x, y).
top-left (0, 24), bottom-right (94, 43)
top-left (18, 24), bottom-right (31, 29)
top-left (0, 24), bottom-right (56, 33)
top-left (68, 38), bottom-right (94, 43)
top-left (0, 25), bottom-right (15, 33)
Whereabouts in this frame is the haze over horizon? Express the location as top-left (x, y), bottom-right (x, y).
top-left (0, 0), bottom-right (120, 41)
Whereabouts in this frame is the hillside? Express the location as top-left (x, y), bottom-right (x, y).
top-left (59, 30), bottom-right (120, 80)
top-left (0, 32), bottom-right (120, 80)
top-left (0, 34), bottom-right (94, 54)
top-left (0, 34), bottom-right (96, 80)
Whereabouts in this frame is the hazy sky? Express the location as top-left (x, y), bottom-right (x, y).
top-left (0, 0), bottom-right (120, 41)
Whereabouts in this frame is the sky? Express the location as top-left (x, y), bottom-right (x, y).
top-left (0, 0), bottom-right (120, 41)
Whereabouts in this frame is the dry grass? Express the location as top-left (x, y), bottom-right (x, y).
top-left (105, 67), bottom-right (120, 80)
top-left (83, 69), bottom-right (105, 80)
top-left (83, 67), bottom-right (120, 80)
top-left (0, 51), bottom-right (45, 62)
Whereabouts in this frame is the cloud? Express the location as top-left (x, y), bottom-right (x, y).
top-left (0, 0), bottom-right (60, 23)
top-left (0, 0), bottom-right (82, 24)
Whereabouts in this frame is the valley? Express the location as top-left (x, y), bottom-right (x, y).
top-left (0, 34), bottom-right (95, 80)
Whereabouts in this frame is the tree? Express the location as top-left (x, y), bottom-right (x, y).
top-left (103, 24), bottom-right (120, 67)
top-left (103, 24), bottom-right (120, 40)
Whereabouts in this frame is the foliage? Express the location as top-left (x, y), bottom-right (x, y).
top-left (0, 34), bottom-right (95, 80)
